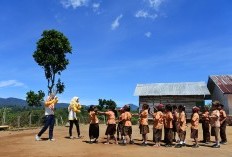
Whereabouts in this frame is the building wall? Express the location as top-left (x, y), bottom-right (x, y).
top-left (227, 94), bottom-right (232, 115)
top-left (211, 85), bottom-right (230, 114)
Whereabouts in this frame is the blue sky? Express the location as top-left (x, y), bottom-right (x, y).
top-left (0, 0), bottom-right (232, 106)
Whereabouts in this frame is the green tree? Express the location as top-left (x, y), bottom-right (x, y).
top-left (96, 99), bottom-right (117, 111)
top-left (26, 90), bottom-right (45, 107)
top-left (33, 29), bottom-right (72, 94)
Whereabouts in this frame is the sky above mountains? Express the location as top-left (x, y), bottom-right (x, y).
top-left (0, 0), bottom-right (232, 106)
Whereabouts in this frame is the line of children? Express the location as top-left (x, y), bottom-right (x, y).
top-left (36, 97), bottom-right (228, 149)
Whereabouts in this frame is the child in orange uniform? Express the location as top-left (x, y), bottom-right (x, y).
top-left (139, 104), bottom-right (149, 146)
top-left (210, 101), bottom-right (221, 148)
top-left (99, 108), bottom-right (118, 144)
top-left (219, 103), bottom-right (227, 144)
top-left (201, 106), bottom-right (210, 144)
top-left (191, 106), bottom-right (200, 148)
top-left (88, 105), bottom-right (99, 144)
top-left (121, 105), bottom-right (134, 145)
top-left (153, 104), bottom-right (164, 147)
top-left (163, 104), bottom-right (173, 147)
top-left (175, 105), bottom-right (186, 148)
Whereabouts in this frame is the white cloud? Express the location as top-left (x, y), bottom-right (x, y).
top-left (60, 0), bottom-right (89, 9)
top-left (135, 10), bottom-right (158, 19)
top-left (0, 80), bottom-right (25, 88)
top-left (111, 14), bottom-right (123, 30)
top-left (92, 3), bottom-right (100, 11)
top-left (145, 32), bottom-right (152, 38)
top-left (148, 0), bottom-right (164, 10)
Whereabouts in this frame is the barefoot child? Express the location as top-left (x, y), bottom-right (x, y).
top-left (88, 105), bottom-right (99, 144)
top-left (153, 104), bottom-right (164, 147)
top-left (191, 106), bottom-right (200, 148)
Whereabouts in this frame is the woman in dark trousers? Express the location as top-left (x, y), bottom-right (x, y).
top-left (35, 94), bottom-right (58, 141)
top-left (68, 97), bottom-right (81, 139)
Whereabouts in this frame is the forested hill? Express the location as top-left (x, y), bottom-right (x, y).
top-left (0, 97), bottom-right (70, 108)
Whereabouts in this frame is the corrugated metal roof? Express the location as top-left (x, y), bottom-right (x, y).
top-left (134, 82), bottom-right (210, 96)
top-left (209, 75), bottom-right (232, 94)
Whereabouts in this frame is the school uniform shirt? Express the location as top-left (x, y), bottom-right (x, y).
top-left (105, 111), bottom-right (116, 124)
top-left (122, 111), bottom-right (132, 126)
top-left (210, 110), bottom-right (220, 127)
top-left (89, 111), bottom-right (99, 124)
top-left (140, 109), bottom-right (148, 125)
top-left (220, 109), bottom-right (227, 122)
top-left (178, 111), bottom-right (186, 131)
top-left (153, 111), bottom-right (163, 129)
top-left (164, 111), bottom-right (173, 129)
top-left (202, 111), bottom-right (210, 122)
top-left (173, 110), bottom-right (179, 121)
top-left (191, 113), bottom-right (199, 129)
top-left (118, 113), bottom-right (124, 123)
top-left (68, 106), bottom-right (77, 120)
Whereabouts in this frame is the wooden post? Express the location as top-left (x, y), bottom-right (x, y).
top-left (60, 116), bottom-right (63, 125)
top-left (29, 113), bottom-right (32, 127)
top-left (55, 118), bottom-right (58, 126)
top-left (18, 116), bottom-right (21, 128)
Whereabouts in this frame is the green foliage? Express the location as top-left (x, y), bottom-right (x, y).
top-left (26, 90), bottom-right (45, 107)
top-left (33, 29), bottom-right (72, 94)
top-left (96, 99), bottom-right (117, 111)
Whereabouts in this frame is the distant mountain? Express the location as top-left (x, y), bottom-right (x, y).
top-left (0, 97), bottom-right (89, 109)
top-left (128, 104), bottom-right (139, 111)
top-left (0, 97), bottom-right (68, 108)
top-left (0, 97), bottom-right (27, 107)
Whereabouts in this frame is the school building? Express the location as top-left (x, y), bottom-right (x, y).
top-left (134, 82), bottom-right (210, 119)
top-left (207, 75), bottom-right (232, 115)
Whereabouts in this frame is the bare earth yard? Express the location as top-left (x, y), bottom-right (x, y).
top-left (1, 124), bottom-right (232, 157)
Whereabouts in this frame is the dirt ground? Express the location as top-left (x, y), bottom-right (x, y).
top-left (1, 124), bottom-right (232, 157)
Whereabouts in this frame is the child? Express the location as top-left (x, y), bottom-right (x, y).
top-left (35, 93), bottom-right (58, 141)
top-left (88, 105), bottom-right (99, 144)
top-left (175, 105), bottom-right (186, 148)
top-left (210, 101), bottom-right (221, 148)
top-left (99, 108), bottom-right (118, 144)
top-left (201, 106), bottom-right (210, 144)
top-left (153, 104), bottom-right (164, 147)
top-left (68, 97), bottom-right (81, 139)
top-left (121, 105), bottom-right (134, 145)
top-left (163, 104), bottom-right (173, 147)
top-left (172, 105), bottom-right (179, 142)
top-left (139, 104), bottom-right (150, 146)
top-left (117, 108), bottom-right (124, 141)
top-left (191, 106), bottom-right (200, 148)
top-left (219, 103), bottom-right (227, 144)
